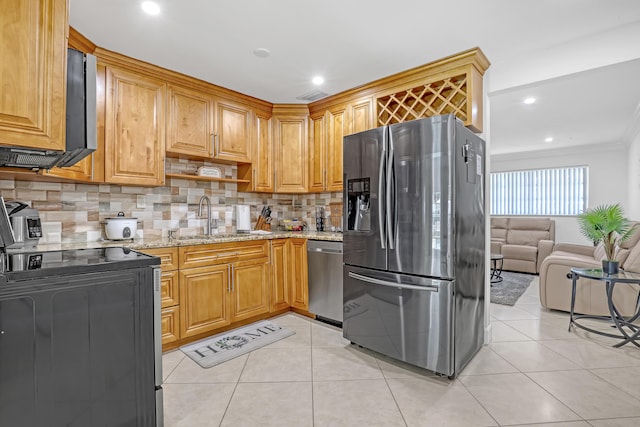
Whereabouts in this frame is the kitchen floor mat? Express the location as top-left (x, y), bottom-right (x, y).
top-left (179, 321), bottom-right (295, 368)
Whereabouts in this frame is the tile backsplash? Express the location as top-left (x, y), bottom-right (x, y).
top-left (0, 159), bottom-right (343, 244)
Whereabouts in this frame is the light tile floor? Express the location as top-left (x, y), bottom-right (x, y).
top-left (162, 277), bottom-right (640, 426)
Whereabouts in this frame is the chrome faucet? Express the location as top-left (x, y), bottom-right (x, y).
top-left (198, 195), bottom-right (212, 235)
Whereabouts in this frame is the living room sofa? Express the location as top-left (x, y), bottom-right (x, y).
top-left (539, 221), bottom-right (640, 316)
top-left (490, 217), bottom-right (555, 274)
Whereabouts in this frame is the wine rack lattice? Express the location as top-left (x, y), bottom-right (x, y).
top-left (376, 73), bottom-right (469, 126)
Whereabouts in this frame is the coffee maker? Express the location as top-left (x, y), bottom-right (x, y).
top-left (4, 200), bottom-right (42, 249)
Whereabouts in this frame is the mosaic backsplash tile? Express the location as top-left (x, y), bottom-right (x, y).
top-left (0, 159), bottom-right (343, 244)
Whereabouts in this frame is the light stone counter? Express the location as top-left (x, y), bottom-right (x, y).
top-left (27, 231), bottom-right (343, 253)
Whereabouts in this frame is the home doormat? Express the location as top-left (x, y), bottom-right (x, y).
top-left (180, 321), bottom-right (295, 368)
top-left (490, 271), bottom-right (535, 306)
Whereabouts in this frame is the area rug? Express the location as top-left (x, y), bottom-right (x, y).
top-left (180, 321), bottom-right (294, 368)
top-left (490, 271), bottom-right (536, 306)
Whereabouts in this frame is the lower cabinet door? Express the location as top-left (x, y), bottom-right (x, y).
top-left (230, 258), bottom-right (270, 322)
top-left (180, 264), bottom-right (231, 338)
top-left (161, 306), bottom-right (180, 345)
top-left (290, 239), bottom-right (309, 310)
top-left (270, 239), bottom-right (290, 312)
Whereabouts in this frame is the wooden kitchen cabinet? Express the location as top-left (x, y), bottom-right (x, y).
top-left (213, 98), bottom-right (253, 163)
top-left (273, 106), bottom-right (309, 193)
top-left (290, 238), bottom-right (309, 310)
top-left (0, 0), bottom-right (68, 151)
top-left (230, 257), bottom-right (270, 322)
top-left (307, 97), bottom-right (374, 193)
top-left (349, 97), bottom-right (374, 134)
top-left (142, 247), bottom-right (181, 346)
top-left (325, 106), bottom-right (346, 192)
top-left (270, 239), bottom-right (290, 312)
top-left (103, 65), bottom-right (166, 186)
top-left (308, 112), bottom-right (326, 192)
top-left (166, 85), bottom-right (214, 158)
top-left (166, 88), bottom-right (252, 163)
top-left (238, 110), bottom-right (273, 192)
top-left (179, 263), bottom-right (231, 338)
top-left (178, 240), bottom-right (270, 339)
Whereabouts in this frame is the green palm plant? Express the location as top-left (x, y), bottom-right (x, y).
top-left (577, 203), bottom-right (635, 261)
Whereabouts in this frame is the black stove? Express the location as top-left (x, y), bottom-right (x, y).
top-left (0, 247), bottom-right (159, 283)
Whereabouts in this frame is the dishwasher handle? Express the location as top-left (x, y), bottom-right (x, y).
top-left (308, 247), bottom-right (343, 254)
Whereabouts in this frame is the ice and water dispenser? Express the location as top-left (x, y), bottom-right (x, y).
top-left (346, 177), bottom-right (371, 232)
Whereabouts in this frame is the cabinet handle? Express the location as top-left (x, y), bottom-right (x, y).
top-left (274, 171), bottom-right (277, 187)
top-left (231, 264), bottom-right (235, 292)
top-left (210, 134), bottom-right (215, 156)
top-left (253, 169), bottom-right (256, 187)
top-left (214, 134), bottom-right (220, 156)
top-left (217, 251), bottom-right (238, 258)
top-left (227, 264), bottom-right (231, 292)
top-left (324, 169), bottom-right (327, 188)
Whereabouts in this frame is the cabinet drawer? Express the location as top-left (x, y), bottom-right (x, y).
top-left (142, 247), bottom-right (179, 271)
top-left (161, 306), bottom-right (180, 345)
top-left (160, 269), bottom-right (180, 308)
top-left (179, 240), bottom-right (269, 269)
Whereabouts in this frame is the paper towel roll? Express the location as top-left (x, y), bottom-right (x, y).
top-left (236, 205), bottom-right (251, 233)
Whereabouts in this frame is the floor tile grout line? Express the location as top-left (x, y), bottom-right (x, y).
top-left (162, 352), bottom-right (187, 383)
top-left (456, 374), bottom-right (502, 426)
top-left (521, 370), bottom-right (588, 423)
top-left (586, 366), bottom-right (640, 405)
top-left (217, 348), bottom-right (251, 427)
top-left (376, 359), bottom-right (410, 427)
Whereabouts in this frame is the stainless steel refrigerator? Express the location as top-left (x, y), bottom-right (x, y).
top-left (342, 114), bottom-right (485, 378)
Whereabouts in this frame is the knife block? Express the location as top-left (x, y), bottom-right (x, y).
top-left (255, 216), bottom-right (271, 231)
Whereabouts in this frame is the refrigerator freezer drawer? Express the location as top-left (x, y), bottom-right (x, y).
top-left (342, 265), bottom-right (454, 376)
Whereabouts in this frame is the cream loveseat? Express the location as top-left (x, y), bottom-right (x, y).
top-left (490, 217), bottom-right (555, 274)
top-left (539, 222), bottom-right (640, 316)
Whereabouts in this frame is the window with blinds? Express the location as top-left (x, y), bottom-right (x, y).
top-left (490, 166), bottom-right (588, 216)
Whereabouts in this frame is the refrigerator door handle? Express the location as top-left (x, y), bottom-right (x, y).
top-left (378, 143), bottom-right (386, 249)
top-left (348, 271), bottom-right (439, 292)
top-left (386, 139), bottom-right (395, 250)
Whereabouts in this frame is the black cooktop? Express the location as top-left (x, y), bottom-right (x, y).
top-left (0, 247), bottom-right (159, 283)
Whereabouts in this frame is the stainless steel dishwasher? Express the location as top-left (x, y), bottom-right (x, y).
top-left (307, 240), bottom-right (343, 325)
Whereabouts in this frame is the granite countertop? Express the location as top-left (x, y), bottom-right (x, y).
top-left (27, 231), bottom-right (343, 253)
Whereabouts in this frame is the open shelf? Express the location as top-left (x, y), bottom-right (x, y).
top-left (165, 173), bottom-right (250, 184)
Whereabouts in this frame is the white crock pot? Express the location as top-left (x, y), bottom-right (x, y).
top-left (104, 212), bottom-right (138, 240)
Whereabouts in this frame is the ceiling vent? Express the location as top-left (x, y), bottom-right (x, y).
top-left (296, 90), bottom-right (330, 102)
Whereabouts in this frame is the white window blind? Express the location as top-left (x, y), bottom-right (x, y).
top-left (490, 166), bottom-right (588, 216)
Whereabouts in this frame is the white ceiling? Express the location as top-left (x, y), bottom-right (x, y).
top-left (69, 0), bottom-right (640, 155)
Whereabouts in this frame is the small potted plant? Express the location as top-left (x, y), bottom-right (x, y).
top-left (577, 203), bottom-right (635, 274)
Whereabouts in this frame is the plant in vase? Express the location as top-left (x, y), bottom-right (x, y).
top-left (577, 203), bottom-right (636, 274)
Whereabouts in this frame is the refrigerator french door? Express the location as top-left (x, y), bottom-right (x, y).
top-left (342, 114), bottom-right (485, 378)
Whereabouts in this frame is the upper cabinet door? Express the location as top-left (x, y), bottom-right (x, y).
top-left (213, 99), bottom-right (252, 163)
top-left (166, 85), bottom-right (214, 158)
top-left (104, 66), bottom-right (166, 186)
top-left (0, 0), bottom-right (67, 151)
top-left (349, 97), bottom-right (374, 135)
top-left (308, 112), bottom-right (326, 193)
top-left (326, 107), bottom-right (345, 192)
top-left (274, 114), bottom-right (308, 193)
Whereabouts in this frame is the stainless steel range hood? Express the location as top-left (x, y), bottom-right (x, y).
top-left (0, 48), bottom-right (96, 170)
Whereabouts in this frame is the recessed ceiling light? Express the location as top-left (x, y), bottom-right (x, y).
top-left (253, 48), bottom-right (271, 58)
top-left (312, 76), bottom-right (324, 85)
top-left (545, 137), bottom-right (553, 143)
top-left (141, 1), bottom-right (160, 15)
top-left (523, 97), bottom-right (536, 105)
